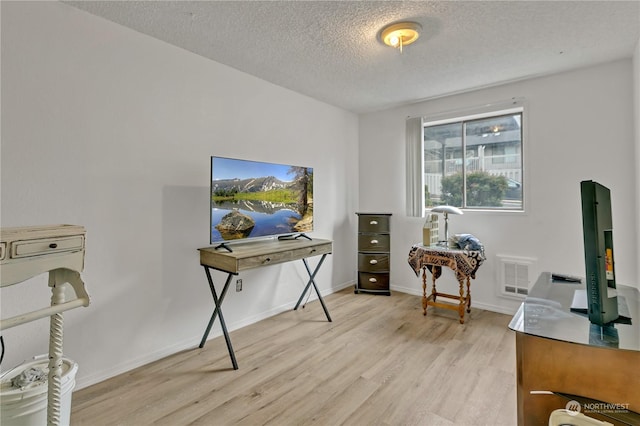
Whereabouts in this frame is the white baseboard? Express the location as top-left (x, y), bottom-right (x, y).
top-left (75, 280), bottom-right (356, 390)
top-left (78, 280), bottom-right (518, 390)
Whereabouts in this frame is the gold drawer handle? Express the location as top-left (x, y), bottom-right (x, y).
top-left (369, 220), bottom-right (378, 225)
top-left (369, 277), bottom-right (377, 283)
top-left (369, 259), bottom-right (378, 265)
top-left (370, 239), bottom-right (378, 244)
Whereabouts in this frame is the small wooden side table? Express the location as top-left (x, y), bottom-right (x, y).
top-left (408, 244), bottom-right (484, 324)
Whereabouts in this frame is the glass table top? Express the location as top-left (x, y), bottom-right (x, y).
top-left (509, 272), bottom-right (640, 351)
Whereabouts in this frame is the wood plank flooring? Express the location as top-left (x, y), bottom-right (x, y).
top-left (71, 288), bottom-right (517, 425)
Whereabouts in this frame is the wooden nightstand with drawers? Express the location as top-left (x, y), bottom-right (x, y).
top-left (355, 213), bottom-right (391, 295)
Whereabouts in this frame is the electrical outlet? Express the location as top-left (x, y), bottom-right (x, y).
top-left (236, 279), bottom-right (242, 292)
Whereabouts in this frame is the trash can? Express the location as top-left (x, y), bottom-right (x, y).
top-left (1, 355), bottom-right (78, 426)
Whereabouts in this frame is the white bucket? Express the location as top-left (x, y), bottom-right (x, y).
top-left (1, 355), bottom-right (78, 426)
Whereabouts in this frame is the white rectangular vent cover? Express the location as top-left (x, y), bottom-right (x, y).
top-left (497, 255), bottom-right (536, 298)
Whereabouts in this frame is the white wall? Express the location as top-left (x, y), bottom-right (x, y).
top-left (359, 59), bottom-right (638, 315)
top-left (0, 1), bottom-right (359, 388)
top-left (634, 38), bottom-right (640, 283)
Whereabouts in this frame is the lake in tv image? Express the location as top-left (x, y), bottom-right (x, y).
top-left (210, 157), bottom-right (313, 243)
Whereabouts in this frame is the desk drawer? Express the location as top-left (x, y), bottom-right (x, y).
top-left (358, 253), bottom-right (389, 272)
top-left (358, 234), bottom-right (390, 252)
top-left (358, 272), bottom-right (389, 291)
top-left (11, 235), bottom-right (85, 259)
top-left (237, 242), bottom-right (332, 271)
top-left (358, 215), bottom-right (390, 233)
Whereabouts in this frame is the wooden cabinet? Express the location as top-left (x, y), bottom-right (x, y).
top-left (355, 213), bottom-right (391, 295)
top-left (510, 273), bottom-right (640, 425)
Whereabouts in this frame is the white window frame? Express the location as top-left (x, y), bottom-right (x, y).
top-left (406, 98), bottom-right (527, 216)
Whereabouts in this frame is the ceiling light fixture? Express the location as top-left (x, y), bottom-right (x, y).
top-left (380, 22), bottom-right (422, 53)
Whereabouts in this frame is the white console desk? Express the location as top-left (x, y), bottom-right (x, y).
top-left (197, 238), bottom-right (333, 369)
top-left (1, 225), bottom-right (90, 426)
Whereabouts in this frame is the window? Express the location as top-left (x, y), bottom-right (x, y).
top-left (418, 106), bottom-right (524, 212)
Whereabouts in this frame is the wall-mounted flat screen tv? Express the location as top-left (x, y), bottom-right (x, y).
top-left (210, 156), bottom-right (313, 246)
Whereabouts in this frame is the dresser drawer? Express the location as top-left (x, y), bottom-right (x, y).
top-left (358, 234), bottom-right (390, 252)
top-left (358, 253), bottom-right (389, 272)
top-left (358, 215), bottom-right (390, 233)
top-left (358, 272), bottom-right (389, 291)
top-left (11, 235), bottom-right (85, 259)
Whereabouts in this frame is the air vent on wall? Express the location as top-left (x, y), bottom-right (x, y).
top-left (497, 255), bottom-right (536, 299)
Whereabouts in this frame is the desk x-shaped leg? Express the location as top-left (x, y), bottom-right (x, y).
top-left (293, 254), bottom-right (332, 322)
top-left (199, 253), bottom-right (331, 370)
top-left (198, 266), bottom-right (238, 370)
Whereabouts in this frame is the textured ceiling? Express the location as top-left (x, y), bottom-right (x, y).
top-left (64, 1), bottom-right (640, 113)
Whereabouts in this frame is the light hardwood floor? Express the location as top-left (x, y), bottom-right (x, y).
top-left (71, 288), bottom-right (517, 425)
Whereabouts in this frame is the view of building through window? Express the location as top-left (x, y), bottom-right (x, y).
top-left (423, 110), bottom-right (523, 210)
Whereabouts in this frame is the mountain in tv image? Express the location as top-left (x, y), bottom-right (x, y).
top-left (211, 166), bottom-right (313, 242)
top-left (212, 175), bottom-right (291, 195)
